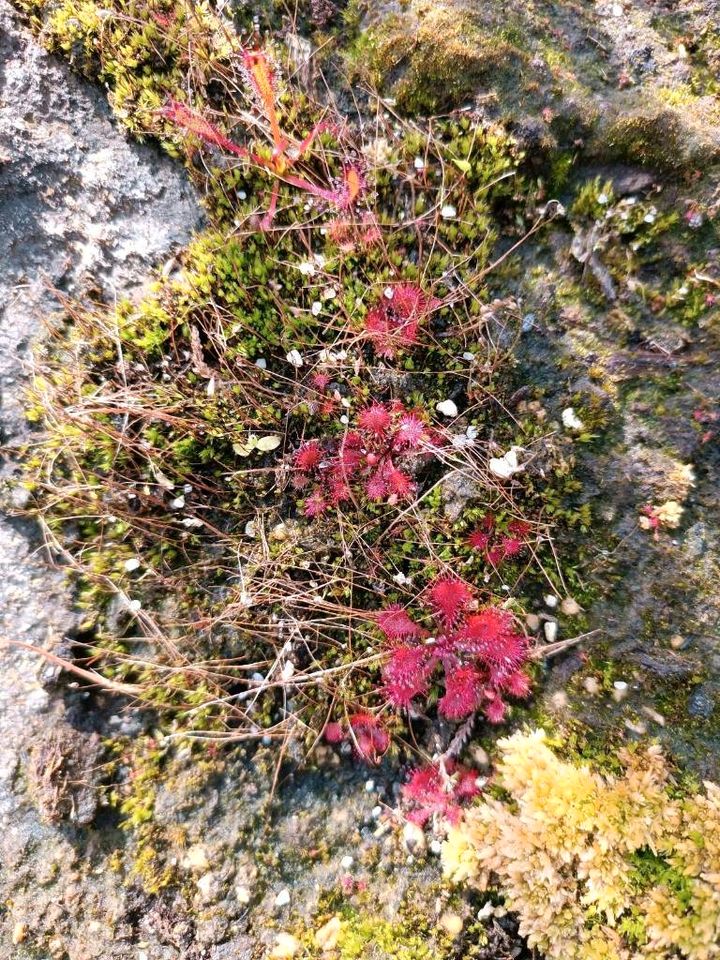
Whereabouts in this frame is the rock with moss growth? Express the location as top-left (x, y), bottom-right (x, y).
top-left (345, 0), bottom-right (720, 170)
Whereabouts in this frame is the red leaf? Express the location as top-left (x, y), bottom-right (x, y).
top-left (295, 440), bottom-right (323, 472)
top-left (348, 713), bottom-right (390, 763)
top-left (376, 605), bottom-right (424, 640)
top-left (394, 412), bottom-right (426, 449)
top-left (383, 645), bottom-right (434, 708)
top-left (304, 490), bottom-right (328, 517)
top-left (385, 467), bottom-right (415, 499)
top-left (363, 283), bottom-right (436, 358)
top-left (467, 529), bottom-right (492, 551)
top-left (426, 576), bottom-right (474, 627)
top-left (507, 519), bottom-right (531, 537)
top-left (403, 760), bottom-right (481, 825)
top-left (358, 403), bottom-right (392, 436)
top-left (439, 665), bottom-right (482, 720)
top-left (366, 472), bottom-right (388, 501)
top-left (484, 695), bottom-right (507, 724)
top-left (503, 669), bottom-right (532, 698)
top-left (323, 721), bottom-right (345, 744)
top-left (160, 99), bottom-right (249, 158)
top-left (455, 608), bottom-right (515, 654)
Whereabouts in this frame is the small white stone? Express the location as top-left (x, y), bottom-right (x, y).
top-left (441, 204), bottom-right (457, 219)
top-left (551, 690), bottom-right (569, 709)
top-left (384, 287), bottom-right (394, 299)
top-left (436, 399), bottom-right (458, 417)
top-left (281, 661), bottom-right (295, 682)
top-left (402, 820), bottom-right (427, 856)
top-left (429, 839), bottom-right (442, 855)
top-left (196, 872), bottom-right (216, 900)
top-left (613, 681), bottom-right (629, 703)
top-left (544, 594), bottom-right (559, 609)
top-left (255, 357), bottom-right (267, 369)
top-left (245, 520), bottom-right (257, 537)
top-left (25, 688), bottom-right (50, 712)
top-left (127, 599), bottom-right (142, 614)
top-left (236, 885), bottom-right (251, 905)
top-left (477, 902), bottom-right (495, 921)
top-left (124, 558), bottom-right (141, 572)
top-left (275, 888), bottom-right (291, 908)
top-left (182, 517), bottom-right (203, 528)
top-left (489, 446), bottom-right (525, 480)
top-left (413, 156), bottom-right (425, 171)
top-left (311, 301), bottom-right (322, 316)
top-left (466, 425), bottom-right (478, 440)
top-left (371, 805), bottom-right (382, 818)
top-left (561, 407), bottom-right (584, 431)
top-left (270, 933), bottom-right (300, 959)
top-left (561, 597), bottom-right (582, 616)
top-left (286, 349), bottom-right (304, 368)
top-left (322, 287), bottom-right (337, 300)
top-left (340, 855), bottom-right (354, 869)
top-left (625, 718), bottom-right (647, 735)
top-left (543, 620), bottom-right (558, 642)
top-left (462, 351), bottom-right (475, 361)
top-left (183, 484), bottom-right (193, 493)
top-left (238, 190), bottom-right (247, 200)
top-left (365, 779), bottom-right (375, 792)
top-left (641, 705), bottom-right (666, 726)
top-left (298, 260), bottom-right (316, 276)
top-left (170, 496), bottom-right (185, 509)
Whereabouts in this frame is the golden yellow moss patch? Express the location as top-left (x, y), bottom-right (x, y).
top-left (443, 729), bottom-right (720, 960)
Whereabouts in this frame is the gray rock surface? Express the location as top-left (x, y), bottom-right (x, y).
top-left (0, 1), bottom-right (202, 954)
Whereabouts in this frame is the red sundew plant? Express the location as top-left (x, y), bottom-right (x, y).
top-left (378, 576), bottom-right (531, 724)
top-left (292, 401), bottom-right (441, 517)
top-left (323, 712), bottom-right (390, 764)
top-left (327, 212), bottom-right (383, 252)
top-left (161, 46), bottom-right (365, 226)
top-left (364, 283), bottom-right (440, 359)
top-left (466, 515), bottom-right (532, 566)
top-left (402, 760), bottom-right (482, 825)
top-left (305, 372), bottom-right (339, 416)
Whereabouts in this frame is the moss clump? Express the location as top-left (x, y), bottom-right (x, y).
top-left (347, 1), bottom-right (526, 115)
top-left (16, 0), bottom-right (240, 138)
top-left (443, 729), bottom-right (720, 960)
top-left (335, 911), bottom-right (438, 960)
top-left (601, 103), bottom-right (720, 171)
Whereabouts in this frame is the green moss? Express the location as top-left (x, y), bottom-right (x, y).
top-left (17, 0), bottom-right (237, 138)
top-left (346, 1), bottom-right (526, 116)
top-left (336, 912), bottom-right (436, 959)
top-left (601, 105), bottom-right (719, 171)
